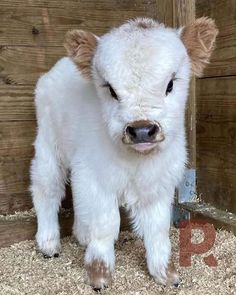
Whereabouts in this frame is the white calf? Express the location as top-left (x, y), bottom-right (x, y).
top-left (30, 17), bottom-right (217, 289)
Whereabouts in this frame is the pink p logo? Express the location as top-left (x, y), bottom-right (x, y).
top-left (179, 219), bottom-right (217, 267)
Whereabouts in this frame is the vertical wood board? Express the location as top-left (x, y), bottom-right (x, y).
top-left (173, 0), bottom-right (196, 168)
top-left (196, 76), bottom-right (236, 214)
top-left (196, 0), bottom-right (236, 77)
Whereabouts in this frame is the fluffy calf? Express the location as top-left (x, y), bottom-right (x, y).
top-left (30, 17), bottom-right (217, 290)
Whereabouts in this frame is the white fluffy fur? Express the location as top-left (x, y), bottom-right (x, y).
top-left (31, 18), bottom-right (191, 286)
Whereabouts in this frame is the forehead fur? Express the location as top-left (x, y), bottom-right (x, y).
top-left (94, 19), bottom-right (187, 86)
top-left (65, 17), bottom-right (217, 81)
top-left (126, 17), bottom-right (161, 30)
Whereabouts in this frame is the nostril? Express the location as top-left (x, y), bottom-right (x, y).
top-left (126, 126), bottom-right (137, 138)
top-left (148, 124), bottom-right (159, 137)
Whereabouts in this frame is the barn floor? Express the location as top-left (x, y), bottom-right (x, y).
top-left (0, 228), bottom-right (235, 295)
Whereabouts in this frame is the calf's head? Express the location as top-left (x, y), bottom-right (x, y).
top-left (65, 18), bottom-right (218, 154)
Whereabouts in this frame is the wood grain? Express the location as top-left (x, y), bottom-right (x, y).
top-left (0, 212), bottom-right (73, 248)
top-left (0, 121), bottom-right (72, 213)
top-left (0, 46), bottom-right (64, 85)
top-left (177, 202), bottom-right (236, 235)
top-left (196, 76), bottom-right (236, 214)
top-left (0, 0), bottom-right (173, 86)
top-left (0, 85), bottom-right (35, 121)
top-left (0, 193), bottom-right (32, 215)
top-left (0, 191), bottom-right (74, 215)
top-left (0, 121), bottom-right (36, 157)
top-left (173, 0), bottom-right (195, 26)
top-left (0, 1), bottom-right (173, 46)
top-left (0, 0), bottom-right (173, 14)
top-left (173, 0), bottom-right (196, 168)
top-left (196, 0), bottom-right (236, 77)
top-left (0, 121), bottom-right (35, 213)
top-left (0, 208), bottom-right (130, 248)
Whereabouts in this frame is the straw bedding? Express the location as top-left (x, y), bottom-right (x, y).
top-left (0, 228), bottom-right (235, 295)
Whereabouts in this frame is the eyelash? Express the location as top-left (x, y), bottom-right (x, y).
top-left (102, 82), bottom-right (118, 100)
top-left (102, 76), bottom-right (178, 99)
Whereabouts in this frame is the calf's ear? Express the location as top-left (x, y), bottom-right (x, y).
top-left (64, 30), bottom-right (98, 79)
top-left (180, 17), bottom-right (218, 77)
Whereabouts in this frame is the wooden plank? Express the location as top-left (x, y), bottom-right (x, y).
top-left (0, 0), bottom-right (173, 86)
top-left (173, 0), bottom-right (196, 168)
top-left (0, 193), bottom-right (32, 215)
top-left (0, 208), bottom-right (130, 248)
top-left (0, 7), bottom-right (149, 47)
top-left (0, 121), bottom-right (36, 157)
top-left (0, 46), bottom-right (64, 86)
top-left (196, 0), bottom-right (236, 77)
top-left (0, 1), bottom-right (173, 46)
top-left (177, 202), bottom-right (236, 235)
top-left (0, 161), bottom-right (32, 208)
top-left (0, 121), bottom-right (35, 213)
top-left (196, 76), bottom-right (236, 214)
top-left (0, 211), bottom-right (73, 248)
top-left (0, 0), bottom-right (172, 12)
top-left (154, 0), bottom-right (173, 27)
top-left (173, 0), bottom-right (195, 26)
top-left (0, 121), bottom-right (74, 213)
top-left (0, 85), bottom-right (35, 121)
top-left (0, 192), bottom-right (73, 215)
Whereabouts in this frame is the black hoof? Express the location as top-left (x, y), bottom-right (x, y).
top-left (43, 254), bottom-right (51, 259)
top-left (43, 253), bottom-right (59, 259)
top-left (93, 285), bottom-right (108, 293)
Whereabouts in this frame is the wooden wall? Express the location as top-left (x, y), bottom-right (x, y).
top-left (0, 0), bottom-right (174, 216)
top-left (196, 0), bottom-right (236, 214)
top-left (1, 0), bottom-right (235, 246)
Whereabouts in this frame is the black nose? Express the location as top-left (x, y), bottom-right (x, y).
top-left (125, 123), bottom-right (159, 143)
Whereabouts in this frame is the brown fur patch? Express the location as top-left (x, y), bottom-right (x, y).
top-left (181, 17), bottom-right (218, 77)
top-left (154, 259), bottom-right (179, 286)
top-left (135, 18), bottom-right (159, 29)
top-left (64, 30), bottom-right (97, 79)
top-left (137, 20), bottom-right (153, 29)
top-left (85, 259), bottom-right (112, 289)
top-left (166, 259), bottom-right (179, 285)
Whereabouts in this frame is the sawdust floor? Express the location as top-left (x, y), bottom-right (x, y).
top-left (0, 228), bottom-right (235, 295)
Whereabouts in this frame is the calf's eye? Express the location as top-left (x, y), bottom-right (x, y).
top-left (108, 84), bottom-right (118, 100)
top-left (166, 79), bottom-right (173, 95)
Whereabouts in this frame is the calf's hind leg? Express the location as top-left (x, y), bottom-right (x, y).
top-left (30, 136), bottom-right (66, 257)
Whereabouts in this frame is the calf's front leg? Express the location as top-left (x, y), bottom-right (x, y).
top-left (71, 170), bottom-right (120, 290)
top-left (132, 194), bottom-right (179, 286)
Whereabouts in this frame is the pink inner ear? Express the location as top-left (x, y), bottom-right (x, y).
top-left (64, 30), bottom-right (98, 79)
top-left (181, 17), bottom-right (218, 77)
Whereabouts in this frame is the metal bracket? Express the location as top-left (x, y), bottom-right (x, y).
top-left (172, 168), bottom-right (196, 226)
top-left (172, 205), bottom-right (190, 228)
top-left (178, 168), bottom-right (196, 203)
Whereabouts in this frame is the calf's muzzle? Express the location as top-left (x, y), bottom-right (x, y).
top-left (124, 120), bottom-right (161, 144)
